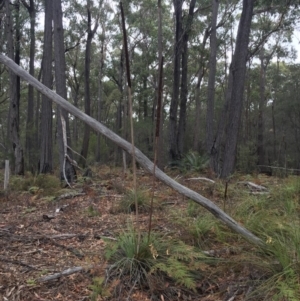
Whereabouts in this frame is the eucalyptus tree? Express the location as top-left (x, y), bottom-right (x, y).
top-left (168, 0), bottom-right (182, 162)
top-left (176, 0), bottom-right (197, 158)
top-left (53, 0), bottom-right (76, 182)
top-left (4, 0), bottom-right (24, 174)
top-left (78, 0), bottom-right (100, 167)
top-left (220, 0), bottom-right (255, 178)
top-left (21, 0), bottom-right (36, 170)
top-left (205, 0), bottom-right (219, 158)
top-left (39, 0), bottom-right (53, 174)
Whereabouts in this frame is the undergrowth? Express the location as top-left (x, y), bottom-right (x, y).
top-left (103, 226), bottom-right (212, 299)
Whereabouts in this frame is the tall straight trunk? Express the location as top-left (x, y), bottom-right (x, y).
top-left (272, 58), bottom-right (279, 161)
top-left (14, 0), bottom-right (21, 114)
top-left (114, 49), bottom-right (124, 165)
top-left (177, 0), bottom-right (196, 157)
top-left (39, 0), bottom-right (53, 174)
top-left (206, 0), bottom-right (219, 156)
top-left (169, 0), bottom-right (182, 161)
top-left (22, 0), bottom-right (36, 170)
top-left (156, 0), bottom-right (164, 169)
top-left (5, 0), bottom-right (24, 175)
top-left (53, 0), bottom-right (76, 182)
top-left (96, 41), bottom-right (105, 162)
top-left (193, 29), bottom-right (210, 153)
top-left (220, 0), bottom-right (254, 178)
top-left (79, 1), bottom-right (99, 167)
top-left (257, 47), bottom-right (265, 166)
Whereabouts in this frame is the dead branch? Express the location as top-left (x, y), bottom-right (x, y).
top-left (186, 177), bottom-right (215, 183)
top-left (37, 265), bottom-right (91, 282)
top-left (237, 181), bottom-right (268, 191)
top-left (55, 192), bottom-right (86, 201)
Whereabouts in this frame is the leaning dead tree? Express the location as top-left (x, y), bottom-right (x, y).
top-left (0, 54), bottom-right (264, 247)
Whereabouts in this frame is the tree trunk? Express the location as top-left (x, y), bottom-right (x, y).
top-left (22, 0), bottom-right (36, 171)
top-left (5, 0), bottom-right (24, 175)
top-left (79, 1), bottom-right (99, 167)
top-left (193, 29), bottom-right (210, 153)
top-left (206, 0), bottom-right (219, 155)
top-left (168, 0), bottom-right (182, 161)
top-left (220, 0), bottom-right (255, 178)
top-left (52, 0), bottom-right (76, 182)
top-left (156, 0), bottom-right (165, 169)
top-left (114, 49), bottom-right (124, 165)
top-left (96, 41), bottom-right (105, 162)
top-left (257, 47), bottom-right (265, 166)
top-left (177, 0), bottom-right (196, 157)
top-left (39, 0), bottom-right (53, 174)
top-left (0, 53), bottom-right (265, 247)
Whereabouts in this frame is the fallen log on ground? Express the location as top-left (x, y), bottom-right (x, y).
top-left (0, 54), bottom-right (264, 247)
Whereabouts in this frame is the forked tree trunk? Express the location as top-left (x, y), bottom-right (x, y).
top-left (0, 54), bottom-right (265, 248)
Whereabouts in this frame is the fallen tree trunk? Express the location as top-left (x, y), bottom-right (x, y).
top-left (0, 54), bottom-right (264, 247)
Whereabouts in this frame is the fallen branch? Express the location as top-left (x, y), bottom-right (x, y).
top-left (55, 192), bottom-right (86, 201)
top-left (186, 177), bottom-right (215, 183)
top-left (237, 181), bottom-right (268, 191)
top-left (37, 265), bottom-right (91, 282)
top-left (0, 54), bottom-right (264, 247)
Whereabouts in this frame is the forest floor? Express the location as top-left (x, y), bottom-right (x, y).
top-left (0, 166), bottom-right (297, 301)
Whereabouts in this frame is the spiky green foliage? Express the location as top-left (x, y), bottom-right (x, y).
top-left (104, 227), bottom-right (209, 297)
top-left (169, 151), bottom-right (209, 173)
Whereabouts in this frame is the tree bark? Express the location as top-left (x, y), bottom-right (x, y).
top-left (206, 0), bottom-right (219, 156)
top-left (156, 0), bottom-right (165, 169)
top-left (39, 0), bottom-right (53, 174)
top-left (5, 0), bottom-right (24, 175)
top-left (257, 47), bottom-right (265, 166)
top-left (96, 37), bottom-right (105, 162)
top-left (52, 0), bottom-right (76, 182)
top-left (220, 0), bottom-right (255, 178)
top-left (79, 1), bottom-right (99, 167)
top-left (168, 0), bottom-right (182, 161)
top-left (193, 29), bottom-right (210, 153)
top-left (0, 53), bottom-right (265, 248)
top-left (177, 0), bottom-right (196, 157)
top-left (22, 0), bottom-right (36, 171)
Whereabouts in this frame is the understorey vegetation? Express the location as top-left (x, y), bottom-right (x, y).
top-left (1, 166), bottom-right (300, 300)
